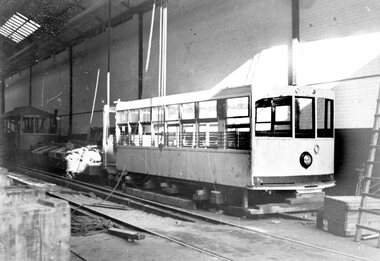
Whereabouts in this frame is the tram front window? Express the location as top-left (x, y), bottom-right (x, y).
top-left (295, 97), bottom-right (315, 138)
top-left (255, 96), bottom-right (292, 137)
top-left (317, 98), bottom-right (334, 138)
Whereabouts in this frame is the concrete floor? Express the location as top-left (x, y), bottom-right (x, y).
top-left (61, 191), bottom-right (380, 261)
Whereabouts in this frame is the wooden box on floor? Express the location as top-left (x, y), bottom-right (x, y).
top-left (0, 184), bottom-right (70, 260)
top-left (317, 196), bottom-right (380, 237)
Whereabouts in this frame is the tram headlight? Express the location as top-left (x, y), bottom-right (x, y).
top-left (300, 152), bottom-right (313, 169)
top-left (314, 144), bottom-right (320, 154)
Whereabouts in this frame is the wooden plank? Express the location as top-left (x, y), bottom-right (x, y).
top-left (247, 201), bottom-right (323, 215)
top-left (108, 227), bottom-right (145, 241)
top-left (124, 186), bottom-right (196, 210)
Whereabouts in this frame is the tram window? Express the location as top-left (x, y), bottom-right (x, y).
top-left (167, 125), bottom-right (180, 147)
top-left (141, 124), bottom-right (152, 146)
top-left (275, 106), bottom-right (291, 122)
top-left (166, 105), bottom-right (179, 121)
top-left (140, 108), bottom-right (151, 122)
top-left (256, 107), bottom-right (271, 122)
top-left (226, 117), bottom-right (250, 125)
top-left (255, 96), bottom-right (292, 137)
top-left (256, 107), bottom-right (271, 131)
top-left (227, 127), bottom-right (250, 149)
top-left (129, 123), bottom-right (140, 146)
top-left (182, 124), bottom-right (195, 147)
top-left (226, 97), bottom-right (249, 117)
top-left (23, 118), bottom-right (34, 133)
top-left (199, 122), bottom-right (218, 148)
top-left (295, 97), bottom-right (315, 138)
top-left (199, 100), bottom-right (217, 119)
top-left (117, 110), bottom-right (128, 124)
top-left (317, 98), bottom-right (334, 137)
top-left (182, 103), bottom-right (195, 120)
top-left (153, 125), bottom-right (165, 147)
top-left (128, 109), bottom-right (139, 122)
top-left (152, 107), bottom-right (165, 122)
top-left (118, 124), bottom-right (128, 145)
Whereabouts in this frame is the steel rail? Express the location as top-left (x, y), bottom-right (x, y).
top-left (50, 190), bottom-right (233, 261)
top-left (6, 163), bottom-right (224, 224)
top-left (4, 163), bottom-right (374, 261)
top-left (6, 163), bottom-right (199, 223)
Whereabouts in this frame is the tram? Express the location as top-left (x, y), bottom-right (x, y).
top-left (106, 85), bottom-right (335, 203)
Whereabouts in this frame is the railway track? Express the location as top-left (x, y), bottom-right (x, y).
top-left (5, 163), bottom-right (234, 260)
top-left (3, 163), bottom-right (375, 261)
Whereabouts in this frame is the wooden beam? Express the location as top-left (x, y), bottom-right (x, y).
top-left (1, 77), bottom-right (5, 114)
top-left (3, 0), bottom-right (154, 79)
top-left (108, 227), bottom-right (145, 241)
top-left (288, 0), bottom-right (299, 86)
top-left (29, 66), bottom-right (32, 106)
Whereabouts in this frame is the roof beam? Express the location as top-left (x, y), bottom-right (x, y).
top-left (2, 0), bottom-right (154, 79)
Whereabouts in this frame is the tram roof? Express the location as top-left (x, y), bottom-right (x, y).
top-left (115, 85), bottom-right (334, 111)
top-left (1, 106), bottom-right (53, 119)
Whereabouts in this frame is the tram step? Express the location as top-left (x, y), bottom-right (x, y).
top-left (123, 185), bottom-right (197, 210)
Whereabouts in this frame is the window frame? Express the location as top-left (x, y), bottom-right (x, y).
top-left (255, 96), bottom-right (292, 137)
top-left (295, 96), bottom-right (315, 138)
top-left (317, 98), bottom-right (334, 138)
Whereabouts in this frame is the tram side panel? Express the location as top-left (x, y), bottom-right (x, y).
top-left (116, 146), bottom-right (250, 188)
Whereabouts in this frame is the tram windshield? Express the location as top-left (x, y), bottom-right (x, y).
top-left (255, 96), bottom-right (333, 138)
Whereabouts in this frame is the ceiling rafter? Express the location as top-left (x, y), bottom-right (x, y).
top-left (1, 0), bottom-right (154, 79)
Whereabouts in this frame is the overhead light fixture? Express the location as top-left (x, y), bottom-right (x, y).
top-left (0, 12), bottom-right (40, 43)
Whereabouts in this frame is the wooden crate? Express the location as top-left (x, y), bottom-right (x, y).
top-left (317, 196), bottom-right (380, 237)
top-left (0, 197), bottom-right (70, 261)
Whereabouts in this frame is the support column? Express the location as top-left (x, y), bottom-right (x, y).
top-left (138, 12), bottom-right (143, 99)
top-left (1, 78), bottom-right (4, 114)
top-left (69, 46), bottom-right (73, 135)
top-left (288, 0), bottom-right (299, 86)
top-left (29, 66), bottom-right (32, 106)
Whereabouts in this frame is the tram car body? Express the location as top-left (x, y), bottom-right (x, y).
top-left (112, 85), bottom-right (335, 191)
